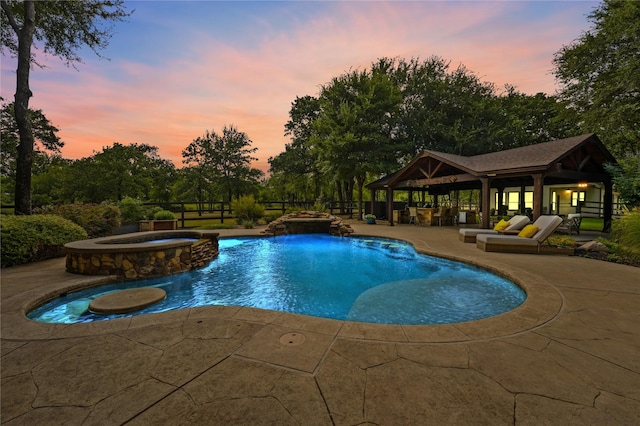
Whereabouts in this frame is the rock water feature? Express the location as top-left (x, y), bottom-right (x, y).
top-left (261, 211), bottom-right (354, 236)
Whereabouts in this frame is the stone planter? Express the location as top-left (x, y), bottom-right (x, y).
top-left (139, 219), bottom-right (178, 231)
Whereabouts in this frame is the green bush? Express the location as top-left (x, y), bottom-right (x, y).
top-left (153, 210), bottom-right (176, 220)
top-left (1, 214), bottom-right (88, 267)
top-left (243, 220), bottom-right (255, 229)
top-left (232, 195), bottom-right (265, 223)
top-left (263, 212), bottom-right (282, 223)
top-left (118, 197), bottom-right (147, 223)
top-left (612, 209), bottom-right (640, 252)
top-left (144, 206), bottom-right (163, 220)
top-left (37, 203), bottom-right (121, 238)
top-left (547, 235), bottom-right (578, 247)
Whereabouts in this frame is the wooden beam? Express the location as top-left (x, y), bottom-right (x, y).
top-left (418, 166), bottom-right (430, 179)
top-left (578, 154), bottom-right (592, 171)
top-left (481, 178), bottom-right (491, 228)
top-left (395, 172), bottom-right (478, 187)
top-left (387, 187), bottom-right (394, 226)
top-left (532, 173), bottom-right (544, 220)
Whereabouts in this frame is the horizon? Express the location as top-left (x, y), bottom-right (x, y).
top-left (1, 0), bottom-right (599, 173)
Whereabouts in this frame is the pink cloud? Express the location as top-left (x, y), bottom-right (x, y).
top-left (1, 1), bottom-right (597, 174)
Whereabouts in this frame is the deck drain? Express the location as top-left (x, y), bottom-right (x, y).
top-left (280, 332), bottom-right (305, 346)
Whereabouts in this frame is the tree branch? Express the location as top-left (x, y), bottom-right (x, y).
top-left (1, 0), bottom-right (21, 33)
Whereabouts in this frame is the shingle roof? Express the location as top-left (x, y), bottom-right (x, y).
top-left (368, 134), bottom-right (616, 189)
top-left (427, 134), bottom-right (599, 173)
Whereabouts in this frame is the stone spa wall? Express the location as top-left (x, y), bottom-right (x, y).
top-left (64, 230), bottom-right (219, 280)
top-left (262, 211), bottom-right (354, 236)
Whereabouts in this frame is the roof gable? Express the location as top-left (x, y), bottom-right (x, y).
top-left (368, 134), bottom-right (617, 189)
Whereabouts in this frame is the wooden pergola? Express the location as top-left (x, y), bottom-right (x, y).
top-left (367, 134), bottom-right (618, 230)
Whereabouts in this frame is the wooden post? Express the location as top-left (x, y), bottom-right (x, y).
top-left (387, 187), bottom-right (394, 226)
top-left (603, 180), bottom-right (613, 232)
top-left (481, 178), bottom-right (491, 228)
top-left (532, 174), bottom-right (544, 221)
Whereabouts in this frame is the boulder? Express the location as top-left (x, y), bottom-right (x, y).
top-left (577, 240), bottom-right (608, 253)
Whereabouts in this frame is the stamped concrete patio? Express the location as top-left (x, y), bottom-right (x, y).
top-left (1, 224), bottom-right (639, 425)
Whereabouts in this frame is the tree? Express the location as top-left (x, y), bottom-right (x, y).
top-left (182, 125), bottom-right (262, 208)
top-left (0, 99), bottom-right (63, 204)
top-left (312, 63), bottom-right (403, 217)
top-left (606, 156), bottom-right (640, 209)
top-left (1, 0), bottom-right (131, 214)
top-left (71, 143), bottom-right (172, 203)
top-left (553, 0), bottom-right (640, 159)
top-left (269, 95), bottom-right (324, 202)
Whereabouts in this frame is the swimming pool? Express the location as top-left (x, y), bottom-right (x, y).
top-left (28, 235), bottom-right (526, 325)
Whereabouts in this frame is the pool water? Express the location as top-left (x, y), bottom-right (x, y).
top-left (28, 235), bottom-right (526, 325)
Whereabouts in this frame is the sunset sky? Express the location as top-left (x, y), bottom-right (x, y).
top-left (1, 0), bottom-right (599, 172)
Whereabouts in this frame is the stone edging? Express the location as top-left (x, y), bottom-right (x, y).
top-left (64, 230), bottom-right (220, 280)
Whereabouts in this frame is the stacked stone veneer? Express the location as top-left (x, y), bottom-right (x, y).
top-left (65, 231), bottom-right (219, 280)
top-left (262, 211), bottom-right (354, 236)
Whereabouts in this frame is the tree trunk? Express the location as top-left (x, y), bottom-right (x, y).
top-left (12, 1), bottom-right (36, 215)
top-left (345, 179), bottom-right (354, 218)
top-left (336, 180), bottom-right (344, 214)
top-left (356, 174), bottom-right (365, 220)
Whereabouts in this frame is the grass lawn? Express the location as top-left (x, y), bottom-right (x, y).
top-left (580, 217), bottom-right (604, 231)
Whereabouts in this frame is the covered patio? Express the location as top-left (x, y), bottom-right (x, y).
top-left (367, 134), bottom-right (618, 231)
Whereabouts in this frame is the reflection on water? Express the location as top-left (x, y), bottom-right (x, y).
top-left (28, 235), bottom-right (525, 325)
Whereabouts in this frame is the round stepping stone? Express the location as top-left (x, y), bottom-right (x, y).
top-left (89, 288), bottom-right (166, 314)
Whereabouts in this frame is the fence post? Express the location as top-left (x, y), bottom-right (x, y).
top-left (281, 202), bottom-right (286, 215)
top-left (220, 201), bottom-right (224, 224)
top-left (180, 202), bottom-right (185, 228)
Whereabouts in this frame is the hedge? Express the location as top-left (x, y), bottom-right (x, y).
top-left (1, 214), bottom-right (88, 267)
top-left (36, 203), bottom-right (120, 238)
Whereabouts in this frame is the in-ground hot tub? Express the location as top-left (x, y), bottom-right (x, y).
top-left (64, 230), bottom-right (219, 280)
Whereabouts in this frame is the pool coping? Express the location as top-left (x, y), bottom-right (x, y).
top-left (1, 226), bottom-right (563, 343)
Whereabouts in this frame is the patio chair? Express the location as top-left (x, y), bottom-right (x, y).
top-left (556, 213), bottom-right (582, 235)
top-left (408, 207), bottom-right (420, 225)
top-left (475, 215), bottom-right (564, 254)
top-left (433, 207), bottom-right (449, 226)
top-left (458, 215), bottom-right (530, 243)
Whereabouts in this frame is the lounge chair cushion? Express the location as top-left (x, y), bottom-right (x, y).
top-left (475, 215), bottom-right (564, 253)
top-left (493, 219), bottom-right (510, 231)
top-left (518, 225), bottom-right (539, 238)
top-left (504, 215), bottom-right (531, 231)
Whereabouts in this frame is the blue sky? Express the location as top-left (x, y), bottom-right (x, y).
top-left (1, 0), bottom-right (599, 171)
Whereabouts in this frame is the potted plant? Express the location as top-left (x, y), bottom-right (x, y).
top-left (140, 209), bottom-right (178, 231)
top-left (364, 214), bottom-right (376, 224)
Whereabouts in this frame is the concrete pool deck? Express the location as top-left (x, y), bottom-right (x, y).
top-left (1, 224), bottom-right (639, 424)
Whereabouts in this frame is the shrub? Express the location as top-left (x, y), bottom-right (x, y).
top-left (1, 214), bottom-right (88, 267)
top-left (145, 206), bottom-right (163, 220)
top-left (118, 197), bottom-right (147, 223)
top-left (232, 195), bottom-right (265, 223)
top-left (243, 220), bottom-right (255, 229)
top-left (547, 235), bottom-right (577, 247)
top-left (37, 203), bottom-right (121, 238)
top-left (612, 208), bottom-right (640, 252)
top-left (263, 212), bottom-right (282, 223)
top-left (153, 210), bottom-right (176, 220)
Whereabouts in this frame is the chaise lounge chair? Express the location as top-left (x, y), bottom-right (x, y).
top-left (458, 215), bottom-right (530, 243)
top-left (475, 215), bottom-right (564, 254)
